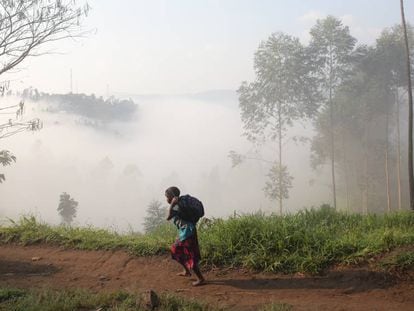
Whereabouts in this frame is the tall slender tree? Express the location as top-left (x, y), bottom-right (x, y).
top-left (238, 32), bottom-right (318, 214)
top-left (308, 16), bottom-right (356, 209)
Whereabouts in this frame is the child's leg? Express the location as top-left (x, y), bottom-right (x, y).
top-left (177, 263), bottom-right (191, 276)
top-left (191, 264), bottom-right (205, 286)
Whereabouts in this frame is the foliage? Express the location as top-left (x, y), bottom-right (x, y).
top-left (308, 15), bottom-right (357, 209)
top-left (57, 192), bottom-right (78, 225)
top-left (263, 164), bottom-right (293, 202)
top-left (233, 15), bottom-right (414, 213)
top-left (21, 90), bottom-right (138, 123)
top-left (379, 249), bottom-right (414, 272)
top-left (143, 200), bottom-right (168, 233)
top-left (308, 15), bottom-right (357, 91)
top-left (310, 23), bottom-right (414, 212)
top-left (0, 150), bottom-right (16, 183)
top-left (1, 208), bottom-right (414, 274)
top-left (239, 32), bottom-right (317, 143)
top-left (237, 32), bottom-right (318, 213)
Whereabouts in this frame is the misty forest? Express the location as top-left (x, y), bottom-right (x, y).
top-left (0, 1), bottom-right (414, 310)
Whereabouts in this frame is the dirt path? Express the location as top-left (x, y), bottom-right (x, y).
top-left (0, 245), bottom-right (413, 310)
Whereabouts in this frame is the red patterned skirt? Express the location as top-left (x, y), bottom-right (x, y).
top-left (171, 233), bottom-right (201, 270)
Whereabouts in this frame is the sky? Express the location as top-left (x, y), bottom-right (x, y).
top-left (9, 0), bottom-right (414, 96)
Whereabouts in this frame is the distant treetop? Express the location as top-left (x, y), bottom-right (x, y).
top-left (21, 89), bottom-right (138, 122)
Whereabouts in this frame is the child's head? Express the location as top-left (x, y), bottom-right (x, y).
top-left (165, 186), bottom-right (180, 204)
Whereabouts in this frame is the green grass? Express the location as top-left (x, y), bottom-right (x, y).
top-left (0, 287), bottom-right (288, 311)
top-left (1, 206), bottom-right (414, 274)
top-left (0, 287), bottom-right (218, 311)
top-left (0, 216), bottom-right (176, 256)
top-left (379, 249), bottom-right (414, 272)
top-left (200, 207), bottom-right (414, 273)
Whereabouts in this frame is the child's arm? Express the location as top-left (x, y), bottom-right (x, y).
top-left (166, 196), bottom-right (179, 221)
top-left (166, 206), bottom-right (174, 221)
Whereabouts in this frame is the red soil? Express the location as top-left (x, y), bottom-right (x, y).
top-left (0, 244), bottom-right (413, 310)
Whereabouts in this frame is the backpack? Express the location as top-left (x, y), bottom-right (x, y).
top-left (177, 194), bottom-right (204, 224)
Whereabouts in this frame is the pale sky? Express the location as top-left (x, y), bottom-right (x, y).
top-left (10, 0), bottom-right (414, 96)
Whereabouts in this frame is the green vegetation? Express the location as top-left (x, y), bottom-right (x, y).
top-left (143, 200), bottom-right (169, 233)
top-left (57, 192), bottom-right (78, 225)
top-left (21, 90), bottom-right (138, 122)
top-left (0, 287), bottom-right (217, 311)
top-left (0, 215), bottom-right (176, 256)
top-left (1, 207), bottom-right (414, 274)
top-left (379, 249), bottom-right (414, 272)
top-left (0, 287), bottom-right (289, 311)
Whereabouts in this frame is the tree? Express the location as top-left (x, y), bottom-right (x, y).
top-left (263, 164), bottom-right (293, 203)
top-left (0, 0), bottom-right (90, 182)
top-left (143, 200), bottom-right (167, 233)
top-left (0, 0), bottom-right (90, 76)
top-left (376, 24), bottom-right (414, 211)
top-left (57, 192), bottom-right (78, 225)
top-left (400, 0), bottom-right (414, 210)
top-left (311, 24), bottom-right (414, 213)
top-left (237, 32), bottom-right (318, 214)
top-left (308, 16), bottom-right (357, 209)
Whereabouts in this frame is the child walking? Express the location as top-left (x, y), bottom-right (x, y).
top-left (165, 186), bottom-right (205, 286)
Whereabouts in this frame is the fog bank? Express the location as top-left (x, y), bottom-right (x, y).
top-left (0, 93), bottom-right (327, 231)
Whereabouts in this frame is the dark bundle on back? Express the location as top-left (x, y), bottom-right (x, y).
top-left (176, 195), bottom-right (204, 224)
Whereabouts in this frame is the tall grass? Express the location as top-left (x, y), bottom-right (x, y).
top-left (1, 206), bottom-right (413, 273)
top-left (200, 207), bottom-right (414, 273)
top-left (0, 216), bottom-right (176, 256)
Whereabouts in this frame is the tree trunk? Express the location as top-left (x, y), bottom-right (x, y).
top-left (385, 109), bottom-right (391, 212)
top-left (329, 71), bottom-right (337, 209)
top-left (396, 88), bottom-right (402, 210)
top-left (400, 0), bottom-right (414, 210)
top-left (278, 104), bottom-right (283, 215)
top-left (342, 134), bottom-right (350, 211)
top-left (364, 152), bottom-right (369, 214)
top-left (363, 125), bottom-right (369, 214)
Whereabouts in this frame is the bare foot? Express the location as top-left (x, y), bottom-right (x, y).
top-left (177, 271), bottom-right (191, 277)
top-left (192, 279), bottom-right (206, 286)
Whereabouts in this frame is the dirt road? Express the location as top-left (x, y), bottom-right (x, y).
top-left (0, 245), bottom-right (413, 310)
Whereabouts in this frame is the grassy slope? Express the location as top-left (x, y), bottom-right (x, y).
top-left (0, 207), bottom-right (413, 274)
